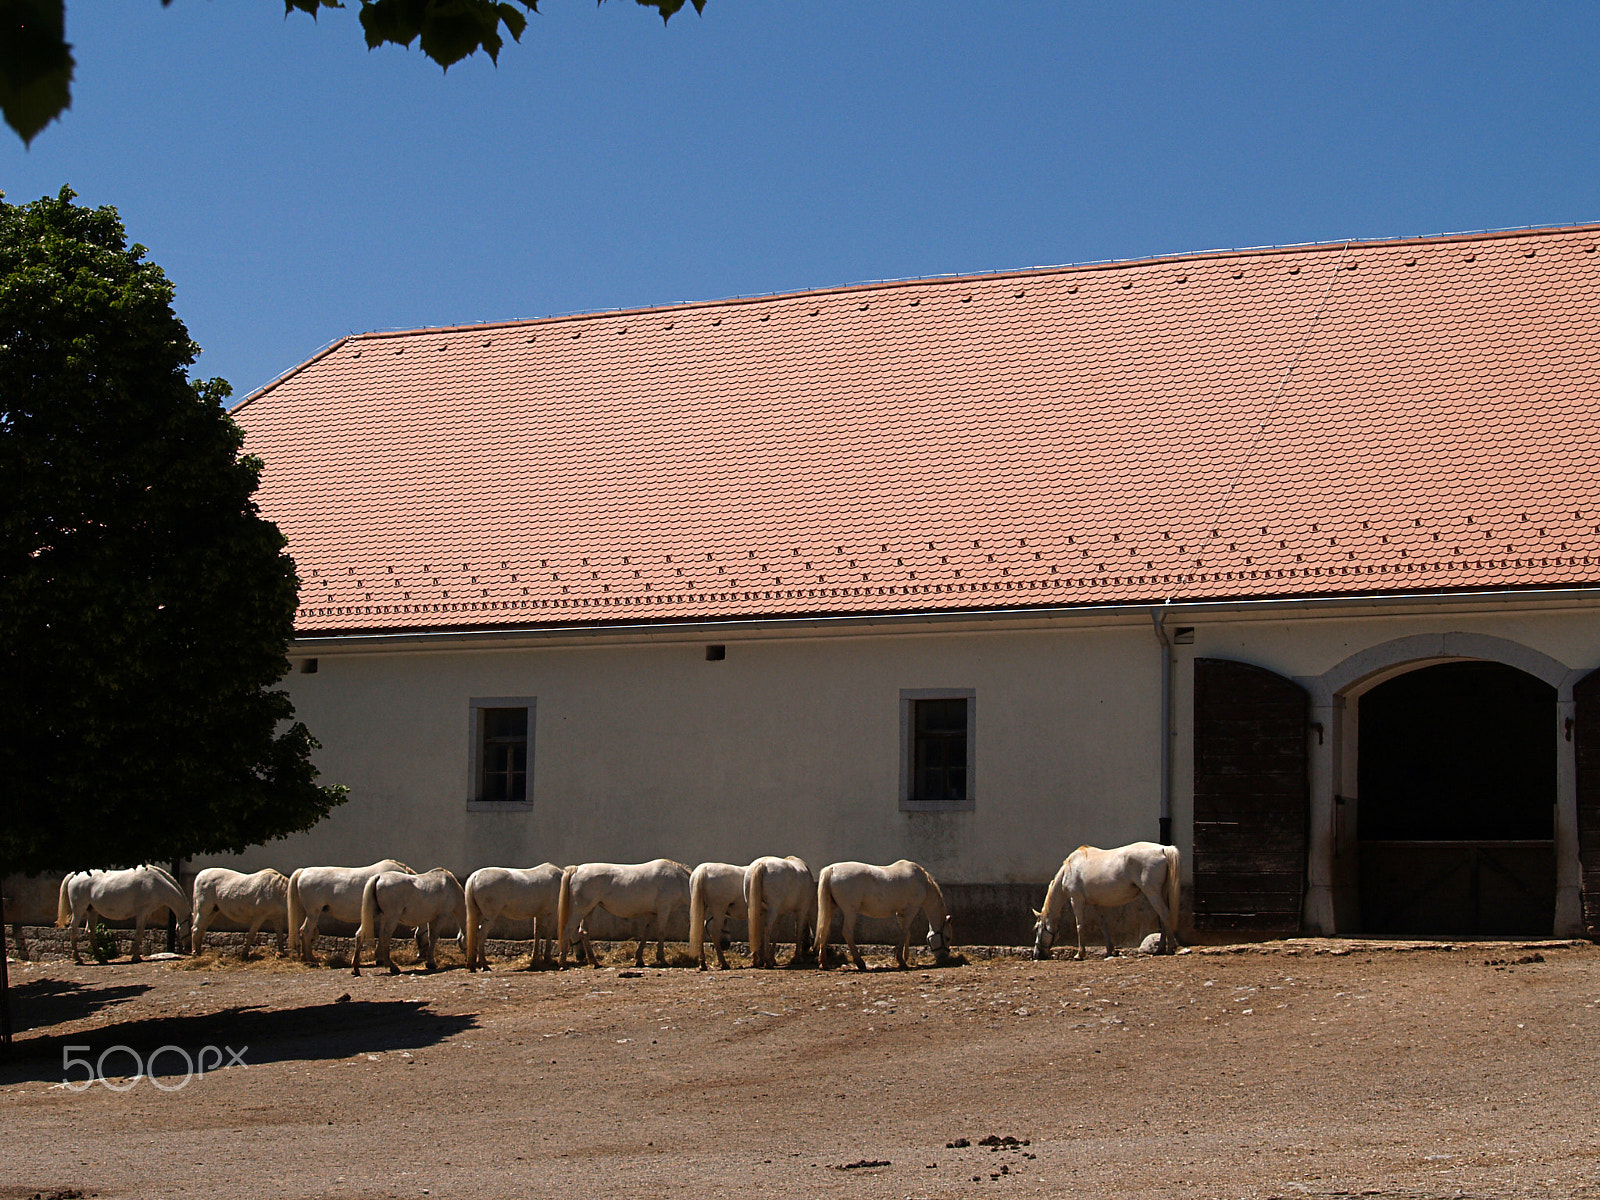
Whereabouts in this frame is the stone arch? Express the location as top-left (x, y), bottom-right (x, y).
top-left (1301, 632), bottom-right (1579, 937)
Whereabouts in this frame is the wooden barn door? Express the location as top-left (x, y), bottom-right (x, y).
top-left (1575, 667), bottom-right (1600, 938)
top-left (1192, 658), bottom-right (1310, 933)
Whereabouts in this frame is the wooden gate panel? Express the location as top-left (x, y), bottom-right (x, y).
top-left (1575, 667), bottom-right (1600, 938)
top-left (1193, 658), bottom-right (1310, 932)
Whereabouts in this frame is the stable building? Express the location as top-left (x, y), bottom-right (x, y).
top-left (218, 224), bottom-right (1600, 943)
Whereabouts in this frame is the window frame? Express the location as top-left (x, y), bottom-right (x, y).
top-left (467, 696), bottom-right (537, 811)
top-left (899, 688), bottom-right (976, 812)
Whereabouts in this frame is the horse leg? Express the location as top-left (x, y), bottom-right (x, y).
top-left (243, 915), bottom-right (265, 957)
top-left (191, 905), bottom-right (214, 955)
top-left (633, 911), bottom-right (654, 967)
top-left (1096, 907), bottom-right (1118, 959)
top-left (423, 922), bottom-right (438, 971)
top-left (70, 911), bottom-right (83, 965)
top-left (131, 913), bottom-right (146, 964)
top-left (1138, 883), bottom-right (1175, 955)
top-left (710, 909), bottom-right (729, 970)
top-left (1068, 895), bottom-right (1091, 961)
top-left (843, 913), bottom-right (867, 971)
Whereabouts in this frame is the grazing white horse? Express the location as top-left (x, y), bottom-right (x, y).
top-left (352, 868), bottom-right (467, 976)
top-left (744, 856), bottom-right (817, 969)
top-left (286, 859), bottom-right (414, 960)
top-left (557, 859), bottom-right (692, 968)
top-left (463, 863), bottom-right (564, 970)
top-left (3, 872), bottom-right (65, 958)
top-left (687, 862), bottom-right (748, 970)
top-left (815, 860), bottom-right (953, 971)
top-left (190, 867), bottom-right (291, 956)
top-left (56, 866), bottom-right (191, 965)
top-left (1032, 842), bottom-right (1181, 961)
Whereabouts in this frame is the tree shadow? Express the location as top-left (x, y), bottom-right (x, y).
top-left (5, 976), bottom-right (156, 1037)
top-left (0, 986), bottom-right (476, 1085)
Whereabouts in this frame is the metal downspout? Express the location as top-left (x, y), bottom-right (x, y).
top-left (1152, 607), bottom-right (1173, 845)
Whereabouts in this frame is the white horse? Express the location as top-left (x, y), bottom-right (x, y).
top-left (3, 872), bottom-right (65, 958)
top-left (687, 862), bottom-right (748, 970)
top-left (1032, 842), bottom-right (1181, 960)
top-left (190, 867), bottom-right (290, 956)
top-left (352, 868), bottom-right (467, 976)
top-left (56, 866), bottom-right (191, 965)
top-left (557, 859), bottom-right (692, 968)
top-left (463, 863), bottom-right (564, 970)
top-left (744, 855), bottom-right (816, 969)
top-left (286, 859), bottom-right (414, 960)
top-left (815, 860), bottom-right (952, 971)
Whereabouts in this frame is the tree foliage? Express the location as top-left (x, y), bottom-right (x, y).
top-left (2, 0), bottom-right (706, 144)
top-left (0, 187), bottom-right (346, 872)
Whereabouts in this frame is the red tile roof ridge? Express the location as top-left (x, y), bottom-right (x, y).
top-left (233, 221), bottom-right (1600, 411)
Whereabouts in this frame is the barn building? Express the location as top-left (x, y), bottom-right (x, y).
top-left (214, 223), bottom-right (1600, 944)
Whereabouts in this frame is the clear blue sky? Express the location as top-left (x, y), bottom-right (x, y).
top-left (6, 1), bottom-right (1598, 400)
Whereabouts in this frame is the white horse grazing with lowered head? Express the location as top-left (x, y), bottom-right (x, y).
top-left (191, 867), bottom-right (290, 956)
top-left (1032, 842), bottom-right (1181, 960)
top-left (744, 855), bottom-right (817, 969)
top-left (815, 859), bottom-right (952, 971)
top-left (558, 859), bottom-right (692, 968)
top-left (352, 868), bottom-right (467, 976)
top-left (463, 863), bottom-right (564, 970)
top-left (286, 859), bottom-right (414, 960)
top-left (688, 862), bottom-right (748, 970)
top-left (4, 872), bottom-right (66, 958)
top-left (56, 866), bottom-right (191, 964)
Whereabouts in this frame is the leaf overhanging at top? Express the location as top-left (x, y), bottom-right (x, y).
top-left (2, 0), bottom-right (705, 143)
top-left (0, 0), bottom-right (72, 146)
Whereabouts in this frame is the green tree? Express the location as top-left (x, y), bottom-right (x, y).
top-left (1, 0), bottom-right (706, 144)
top-left (0, 187), bottom-right (346, 872)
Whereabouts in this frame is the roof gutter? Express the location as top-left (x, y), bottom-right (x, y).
top-left (288, 584), bottom-right (1600, 653)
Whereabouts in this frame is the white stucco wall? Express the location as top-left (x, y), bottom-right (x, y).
top-left (214, 612), bottom-right (1166, 886)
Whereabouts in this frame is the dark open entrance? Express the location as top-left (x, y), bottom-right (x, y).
top-left (1358, 661), bottom-right (1555, 935)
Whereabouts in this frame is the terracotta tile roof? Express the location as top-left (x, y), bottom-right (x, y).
top-left (231, 225), bottom-right (1600, 636)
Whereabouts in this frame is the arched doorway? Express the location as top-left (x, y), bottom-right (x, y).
top-left (1357, 661), bottom-right (1556, 935)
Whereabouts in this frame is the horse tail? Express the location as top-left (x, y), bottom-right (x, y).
top-left (166, 869), bottom-right (192, 922)
top-left (55, 872), bottom-right (74, 928)
top-left (746, 860), bottom-right (767, 969)
top-left (464, 875), bottom-right (484, 970)
top-left (286, 868), bottom-right (307, 959)
top-left (815, 865), bottom-right (836, 969)
top-left (556, 865), bottom-right (576, 965)
top-left (447, 869), bottom-right (468, 951)
top-left (353, 873), bottom-right (381, 974)
top-left (1162, 843), bottom-right (1182, 950)
top-left (688, 865), bottom-right (709, 968)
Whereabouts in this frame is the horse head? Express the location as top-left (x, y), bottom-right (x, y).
top-left (925, 915), bottom-right (953, 962)
top-left (1031, 907), bottom-right (1055, 960)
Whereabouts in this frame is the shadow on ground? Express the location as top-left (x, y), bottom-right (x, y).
top-left (0, 979), bottom-right (475, 1085)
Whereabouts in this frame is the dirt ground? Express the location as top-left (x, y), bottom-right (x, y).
top-left (2, 934), bottom-right (1599, 1200)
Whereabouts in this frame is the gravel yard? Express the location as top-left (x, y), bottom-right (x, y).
top-left (3, 936), bottom-right (1599, 1199)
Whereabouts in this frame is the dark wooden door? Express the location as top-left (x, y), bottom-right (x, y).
top-left (1576, 667), bottom-right (1600, 938)
top-left (1192, 658), bottom-right (1310, 932)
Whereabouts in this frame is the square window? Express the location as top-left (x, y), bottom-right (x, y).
top-left (900, 689), bottom-right (975, 812)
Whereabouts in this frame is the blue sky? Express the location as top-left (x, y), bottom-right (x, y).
top-left (6, 2), bottom-right (1599, 399)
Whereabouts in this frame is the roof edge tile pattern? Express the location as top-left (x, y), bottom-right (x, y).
top-left (232, 225), bottom-right (1600, 637)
